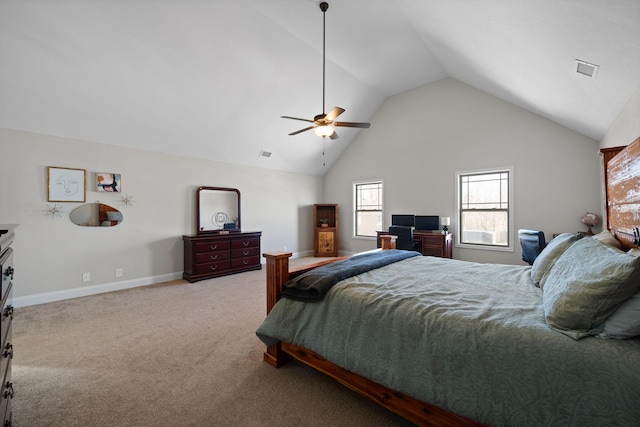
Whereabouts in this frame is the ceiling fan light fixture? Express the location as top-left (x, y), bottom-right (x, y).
top-left (314, 125), bottom-right (334, 138)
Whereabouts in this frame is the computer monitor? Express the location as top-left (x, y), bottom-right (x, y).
top-left (414, 215), bottom-right (439, 231)
top-left (391, 214), bottom-right (415, 227)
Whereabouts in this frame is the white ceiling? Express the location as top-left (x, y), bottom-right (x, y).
top-left (1, 0), bottom-right (639, 176)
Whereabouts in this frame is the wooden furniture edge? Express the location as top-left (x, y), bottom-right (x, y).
top-left (261, 251), bottom-right (484, 427)
top-left (280, 342), bottom-right (484, 427)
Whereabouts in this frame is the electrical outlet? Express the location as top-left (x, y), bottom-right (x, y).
top-left (82, 272), bottom-right (91, 282)
top-left (116, 268), bottom-right (123, 277)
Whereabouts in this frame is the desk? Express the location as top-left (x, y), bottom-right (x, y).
top-left (377, 230), bottom-right (453, 259)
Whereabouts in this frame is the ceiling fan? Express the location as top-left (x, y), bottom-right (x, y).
top-left (281, 2), bottom-right (371, 140)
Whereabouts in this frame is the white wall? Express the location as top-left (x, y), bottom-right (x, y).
top-left (324, 78), bottom-right (601, 264)
top-left (600, 83), bottom-right (640, 149)
top-left (0, 128), bottom-right (322, 305)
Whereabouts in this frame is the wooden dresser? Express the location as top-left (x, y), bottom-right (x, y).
top-left (377, 230), bottom-right (453, 259)
top-left (0, 225), bottom-right (17, 426)
top-left (183, 231), bottom-right (262, 282)
top-left (418, 232), bottom-right (453, 258)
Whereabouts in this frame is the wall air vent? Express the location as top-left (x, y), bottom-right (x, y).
top-left (259, 150), bottom-right (272, 158)
top-left (576, 59), bottom-right (599, 78)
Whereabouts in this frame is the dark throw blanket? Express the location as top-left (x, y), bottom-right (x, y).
top-left (281, 250), bottom-right (420, 301)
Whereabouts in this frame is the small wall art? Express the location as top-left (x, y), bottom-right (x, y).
top-left (96, 172), bottom-right (122, 192)
top-left (47, 166), bottom-right (86, 202)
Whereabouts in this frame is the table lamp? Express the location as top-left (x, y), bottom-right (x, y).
top-left (581, 212), bottom-right (599, 235)
top-left (441, 217), bottom-right (450, 234)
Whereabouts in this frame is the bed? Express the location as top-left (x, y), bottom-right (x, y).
top-left (256, 137), bottom-right (640, 426)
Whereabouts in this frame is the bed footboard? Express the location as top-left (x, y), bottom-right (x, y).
top-left (263, 252), bottom-right (347, 367)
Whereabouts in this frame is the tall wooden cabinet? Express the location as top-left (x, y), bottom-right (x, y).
top-left (314, 204), bottom-right (338, 257)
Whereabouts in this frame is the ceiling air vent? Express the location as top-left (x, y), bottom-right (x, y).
top-left (259, 150), bottom-right (272, 158)
top-left (576, 59), bottom-right (599, 78)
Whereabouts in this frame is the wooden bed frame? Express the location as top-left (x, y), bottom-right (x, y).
top-left (261, 136), bottom-right (640, 426)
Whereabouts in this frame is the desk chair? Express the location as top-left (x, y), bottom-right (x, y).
top-left (389, 226), bottom-right (421, 252)
top-left (518, 229), bottom-right (547, 265)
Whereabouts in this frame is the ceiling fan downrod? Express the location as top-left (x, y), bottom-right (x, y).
top-left (320, 2), bottom-right (328, 116)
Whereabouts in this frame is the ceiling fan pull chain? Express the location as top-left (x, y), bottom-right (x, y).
top-left (323, 140), bottom-right (326, 167)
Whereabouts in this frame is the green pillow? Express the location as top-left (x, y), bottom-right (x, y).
top-left (530, 233), bottom-right (581, 288)
top-left (542, 237), bottom-right (640, 340)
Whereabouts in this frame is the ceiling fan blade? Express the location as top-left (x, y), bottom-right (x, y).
top-left (288, 125), bottom-right (316, 136)
top-left (329, 130), bottom-right (339, 140)
top-left (334, 121), bottom-right (371, 128)
top-left (281, 115), bottom-right (315, 123)
top-left (325, 106), bottom-right (345, 122)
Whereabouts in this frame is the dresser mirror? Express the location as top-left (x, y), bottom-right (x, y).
top-left (197, 186), bottom-right (241, 234)
top-left (70, 203), bottom-right (123, 227)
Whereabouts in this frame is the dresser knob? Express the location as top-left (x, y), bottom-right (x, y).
top-left (210, 255), bottom-right (218, 260)
top-left (2, 305), bottom-right (12, 319)
top-left (209, 244), bottom-right (218, 250)
top-left (3, 382), bottom-right (13, 400)
top-left (243, 260), bottom-right (249, 265)
top-left (243, 250), bottom-right (249, 256)
top-left (243, 241), bottom-right (249, 247)
top-left (210, 265), bottom-right (217, 271)
top-left (2, 344), bottom-right (12, 360)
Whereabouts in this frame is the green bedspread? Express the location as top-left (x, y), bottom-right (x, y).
top-left (256, 256), bottom-right (640, 426)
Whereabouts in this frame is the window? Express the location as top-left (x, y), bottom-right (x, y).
top-left (456, 168), bottom-right (513, 250)
top-left (354, 180), bottom-right (383, 237)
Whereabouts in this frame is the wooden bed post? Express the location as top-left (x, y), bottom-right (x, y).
top-left (262, 252), bottom-right (293, 367)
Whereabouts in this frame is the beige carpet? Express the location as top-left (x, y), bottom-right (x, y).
top-left (12, 258), bottom-right (413, 426)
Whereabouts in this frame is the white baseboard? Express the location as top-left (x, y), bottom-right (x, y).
top-left (14, 251), bottom-right (317, 308)
top-left (13, 272), bottom-right (183, 308)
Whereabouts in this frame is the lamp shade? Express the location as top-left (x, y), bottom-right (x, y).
top-left (441, 217), bottom-right (451, 226)
top-left (581, 212), bottom-right (599, 227)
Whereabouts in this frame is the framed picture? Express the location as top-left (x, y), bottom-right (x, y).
top-left (96, 172), bottom-right (122, 192)
top-left (47, 166), bottom-right (86, 202)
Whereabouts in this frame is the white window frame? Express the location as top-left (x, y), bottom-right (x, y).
top-left (353, 179), bottom-right (383, 239)
top-left (455, 167), bottom-right (514, 252)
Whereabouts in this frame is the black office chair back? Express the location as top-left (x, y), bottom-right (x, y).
top-left (389, 226), bottom-right (419, 251)
top-left (518, 229), bottom-right (547, 265)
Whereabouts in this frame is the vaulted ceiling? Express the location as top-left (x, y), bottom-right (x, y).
top-left (1, 0), bottom-right (638, 176)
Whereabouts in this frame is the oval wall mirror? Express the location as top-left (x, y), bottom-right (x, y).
top-left (70, 203), bottom-right (123, 227)
top-left (196, 187), bottom-right (240, 234)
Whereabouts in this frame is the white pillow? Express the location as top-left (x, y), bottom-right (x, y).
top-left (599, 292), bottom-right (640, 339)
top-left (592, 230), bottom-right (622, 249)
top-left (530, 233), bottom-right (581, 288)
top-left (542, 237), bottom-right (640, 340)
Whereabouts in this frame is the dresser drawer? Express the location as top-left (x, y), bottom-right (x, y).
top-left (231, 247), bottom-right (260, 259)
top-left (195, 251), bottom-right (230, 264)
top-left (194, 240), bottom-right (230, 254)
top-left (0, 362), bottom-right (12, 427)
top-left (194, 260), bottom-right (230, 276)
top-left (421, 234), bottom-right (443, 246)
top-left (231, 256), bottom-right (260, 269)
top-left (422, 247), bottom-right (444, 257)
top-left (0, 324), bottom-right (11, 387)
top-left (231, 237), bottom-right (260, 250)
top-left (1, 285), bottom-right (12, 350)
top-left (0, 248), bottom-right (12, 304)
